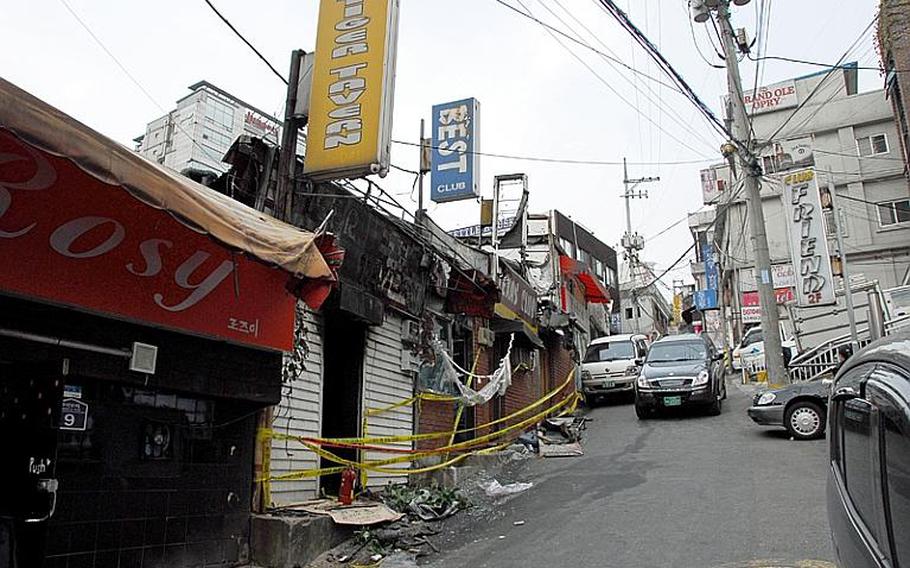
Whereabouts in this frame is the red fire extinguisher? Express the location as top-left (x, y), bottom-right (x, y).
top-left (339, 468), bottom-right (356, 505)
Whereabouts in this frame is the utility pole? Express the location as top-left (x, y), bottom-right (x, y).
top-left (827, 171), bottom-right (859, 349)
top-left (714, 2), bottom-right (789, 385)
top-left (417, 119), bottom-right (428, 214)
top-left (622, 157), bottom-right (659, 335)
top-left (275, 49), bottom-right (306, 222)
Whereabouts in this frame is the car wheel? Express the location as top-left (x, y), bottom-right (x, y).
top-left (785, 401), bottom-right (825, 440)
top-left (707, 394), bottom-right (722, 416)
top-left (584, 394), bottom-right (596, 408)
top-left (635, 404), bottom-right (652, 420)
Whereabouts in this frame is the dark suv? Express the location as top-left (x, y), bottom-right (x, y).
top-left (827, 331), bottom-right (910, 567)
top-left (634, 334), bottom-right (726, 418)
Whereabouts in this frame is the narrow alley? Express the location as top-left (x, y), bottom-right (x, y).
top-left (428, 377), bottom-right (835, 568)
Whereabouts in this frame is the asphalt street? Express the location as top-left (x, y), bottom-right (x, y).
top-left (427, 376), bottom-right (836, 568)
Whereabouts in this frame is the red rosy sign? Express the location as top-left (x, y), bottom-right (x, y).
top-left (0, 130), bottom-right (295, 351)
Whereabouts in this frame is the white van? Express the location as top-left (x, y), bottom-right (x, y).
top-left (581, 334), bottom-right (649, 406)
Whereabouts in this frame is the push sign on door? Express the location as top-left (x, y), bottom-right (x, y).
top-left (430, 98), bottom-right (480, 203)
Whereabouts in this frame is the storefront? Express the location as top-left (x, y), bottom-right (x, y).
top-left (0, 79), bottom-right (338, 567)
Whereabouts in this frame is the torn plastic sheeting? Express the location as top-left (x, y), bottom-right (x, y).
top-left (479, 479), bottom-right (533, 497)
top-left (419, 335), bottom-right (514, 406)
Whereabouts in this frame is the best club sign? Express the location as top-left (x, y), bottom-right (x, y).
top-left (430, 98), bottom-right (480, 203)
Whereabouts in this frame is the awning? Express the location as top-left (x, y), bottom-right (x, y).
top-left (559, 255), bottom-right (611, 304)
top-left (0, 78), bottom-right (337, 284)
top-left (0, 78), bottom-right (342, 351)
top-left (490, 317), bottom-right (545, 349)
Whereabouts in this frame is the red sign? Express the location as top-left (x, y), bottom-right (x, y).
top-left (0, 131), bottom-right (295, 351)
top-left (741, 288), bottom-right (795, 307)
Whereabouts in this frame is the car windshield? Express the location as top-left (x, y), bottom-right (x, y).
top-left (583, 341), bottom-right (635, 362)
top-left (647, 341), bottom-right (706, 363)
top-left (741, 329), bottom-right (763, 347)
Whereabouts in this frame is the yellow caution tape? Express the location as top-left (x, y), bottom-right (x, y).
top-left (262, 369), bottom-right (579, 482)
top-left (280, 389), bottom-right (577, 472)
top-left (266, 369), bottom-right (576, 447)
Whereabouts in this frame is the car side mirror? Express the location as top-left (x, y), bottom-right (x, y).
top-left (831, 386), bottom-right (858, 402)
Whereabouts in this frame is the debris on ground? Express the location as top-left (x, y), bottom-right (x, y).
top-left (381, 482), bottom-right (467, 521)
top-left (537, 414), bottom-right (588, 457)
top-left (539, 441), bottom-right (585, 457)
top-left (277, 499), bottom-right (403, 526)
top-left (478, 479), bottom-right (533, 497)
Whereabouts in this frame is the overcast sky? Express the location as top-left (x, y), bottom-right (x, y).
top-left (1, 0), bottom-right (883, 289)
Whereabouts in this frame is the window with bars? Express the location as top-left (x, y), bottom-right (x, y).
top-left (878, 199), bottom-right (910, 227)
top-left (856, 133), bottom-right (889, 157)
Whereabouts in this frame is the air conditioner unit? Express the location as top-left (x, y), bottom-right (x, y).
top-left (477, 327), bottom-right (495, 347)
top-left (130, 342), bottom-right (158, 375)
top-left (401, 320), bottom-right (421, 345)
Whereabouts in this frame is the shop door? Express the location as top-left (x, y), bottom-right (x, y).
top-left (320, 313), bottom-right (366, 494)
top-left (0, 362), bottom-right (64, 568)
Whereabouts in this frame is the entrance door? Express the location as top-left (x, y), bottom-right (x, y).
top-left (320, 313), bottom-right (366, 494)
top-left (0, 361), bottom-right (64, 568)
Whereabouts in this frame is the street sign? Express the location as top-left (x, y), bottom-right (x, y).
top-left (782, 169), bottom-right (836, 307)
top-left (694, 289), bottom-right (718, 310)
top-left (60, 398), bottom-right (88, 431)
top-left (431, 98), bottom-right (480, 203)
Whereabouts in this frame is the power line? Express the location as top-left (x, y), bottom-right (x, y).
top-left (390, 139), bottom-right (715, 166)
top-left (644, 216), bottom-right (689, 242)
top-left (746, 53), bottom-right (909, 73)
top-left (202, 0), bottom-right (288, 85)
top-left (765, 17), bottom-right (877, 143)
top-left (814, 148), bottom-right (908, 162)
top-left (505, 0), bottom-right (719, 156)
top-left (489, 0), bottom-right (688, 96)
top-left (593, 0), bottom-right (732, 146)
top-left (58, 0), bottom-right (229, 169)
top-left (539, 0), bottom-right (721, 153)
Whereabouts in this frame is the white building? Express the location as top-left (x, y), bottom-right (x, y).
top-left (619, 261), bottom-right (671, 337)
top-left (135, 81), bottom-right (301, 175)
top-left (692, 65), bottom-right (910, 347)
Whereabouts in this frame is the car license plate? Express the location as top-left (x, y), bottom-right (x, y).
top-left (603, 381), bottom-right (613, 388)
top-left (663, 396), bottom-right (682, 407)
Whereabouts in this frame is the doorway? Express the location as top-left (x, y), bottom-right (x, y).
top-left (0, 360), bottom-right (64, 568)
top-left (452, 325), bottom-right (475, 443)
top-left (320, 311), bottom-right (366, 494)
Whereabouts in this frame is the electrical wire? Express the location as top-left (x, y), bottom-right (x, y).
top-left (541, 0), bottom-right (721, 153)
top-left (202, 0), bottom-right (288, 85)
top-left (593, 0), bottom-right (733, 146)
top-left (489, 0), bottom-right (687, 96)
top-left (639, 179), bottom-right (747, 290)
top-left (509, 0), bottom-right (719, 157)
top-left (746, 53), bottom-right (909, 73)
top-left (765, 17), bottom-right (877, 143)
top-left (390, 139), bottom-right (715, 166)
top-left (58, 0), bottom-right (229, 169)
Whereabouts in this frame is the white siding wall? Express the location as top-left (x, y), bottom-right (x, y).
top-left (270, 307), bottom-right (324, 505)
top-left (361, 311), bottom-right (415, 490)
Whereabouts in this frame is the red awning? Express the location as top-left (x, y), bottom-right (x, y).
top-left (0, 78), bottom-right (342, 351)
top-left (559, 255), bottom-right (611, 304)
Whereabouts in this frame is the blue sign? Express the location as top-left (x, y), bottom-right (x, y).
top-left (694, 289), bottom-right (718, 310)
top-left (704, 242), bottom-right (719, 292)
top-left (430, 98), bottom-right (480, 203)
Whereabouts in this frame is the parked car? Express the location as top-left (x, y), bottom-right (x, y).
top-left (747, 375), bottom-right (832, 439)
top-left (634, 334), bottom-right (726, 418)
top-left (827, 331), bottom-right (910, 568)
top-left (581, 334), bottom-right (648, 406)
top-left (731, 326), bottom-right (763, 371)
top-left (731, 323), bottom-right (799, 371)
